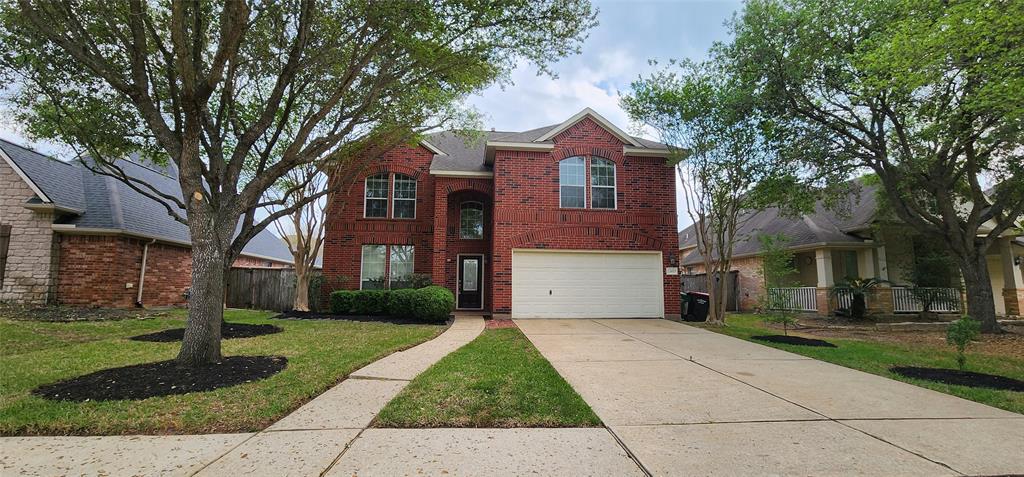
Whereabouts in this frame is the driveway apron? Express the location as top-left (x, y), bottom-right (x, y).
top-left (516, 318), bottom-right (1024, 476)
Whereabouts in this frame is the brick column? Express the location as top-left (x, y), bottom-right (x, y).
top-left (431, 181), bottom-right (448, 285)
top-left (815, 287), bottom-right (830, 316)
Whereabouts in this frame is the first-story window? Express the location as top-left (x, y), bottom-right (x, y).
top-left (389, 245), bottom-right (415, 288)
top-left (360, 245), bottom-right (387, 289)
top-left (360, 244), bottom-right (416, 290)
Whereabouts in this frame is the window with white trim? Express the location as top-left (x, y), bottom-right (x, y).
top-left (460, 201), bottom-right (484, 239)
top-left (389, 245), bottom-right (415, 288)
top-left (360, 245), bottom-right (386, 289)
top-left (559, 157), bottom-right (586, 208)
top-left (392, 174), bottom-right (416, 219)
top-left (590, 157), bottom-right (616, 209)
top-left (364, 174), bottom-right (389, 218)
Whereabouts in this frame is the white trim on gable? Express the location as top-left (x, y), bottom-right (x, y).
top-left (535, 107), bottom-right (644, 147)
top-left (623, 145), bottom-right (673, 158)
top-left (420, 140), bottom-right (447, 156)
top-left (0, 147), bottom-right (52, 203)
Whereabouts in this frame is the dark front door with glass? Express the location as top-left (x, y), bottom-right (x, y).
top-left (458, 255), bottom-right (483, 309)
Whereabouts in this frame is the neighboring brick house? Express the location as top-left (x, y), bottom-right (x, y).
top-left (324, 108), bottom-right (680, 319)
top-left (0, 138), bottom-right (294, 308)
top-left (679, 183), bottom-right (1024, 318)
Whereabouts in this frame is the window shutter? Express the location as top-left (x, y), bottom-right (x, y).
top-left (0, 224), bottom-right (11, 286)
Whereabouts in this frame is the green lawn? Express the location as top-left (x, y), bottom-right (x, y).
top-left (0, 309), bottom-right (443, 435)
top-left (375, 328), bottom-right (601, 428)
top-left (704, 314), bottom-right (1024, 414)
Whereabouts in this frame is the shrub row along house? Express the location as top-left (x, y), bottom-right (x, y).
top-left (679, 183), bottom-right (1024, 318)
top-left (0, 138), bottom-right (294, 307)
top-left (323, 108), bottom-right (680, 319)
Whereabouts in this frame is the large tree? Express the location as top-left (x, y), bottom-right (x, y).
top-left (725, 0), bottom-right (1024, 331)
top-left (623, 59), bottom-right (797, 325)
top-left (0, 0), bottom-right (596, 365)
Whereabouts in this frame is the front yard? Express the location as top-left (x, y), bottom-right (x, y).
top-left (0, 308), bottom-right (443, 435)
top-left (704, 314), bottom-right (1024, 414)
top-left (375, 327), bottom-right (600, 428)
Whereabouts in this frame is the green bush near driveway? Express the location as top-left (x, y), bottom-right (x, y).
top-left (330, 286), bottom-right (455, 322)
top-left (0, 308), bottom-right (443, 435)
top-left (375, 328), bottom-right (601, 428)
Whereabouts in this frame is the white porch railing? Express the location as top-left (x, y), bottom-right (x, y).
top-left (767, 287), bottom-right (818, 312)
top-left (833, 288), bottom-right (854, 310)
top-left (891, 287), bottom-right (961, 313)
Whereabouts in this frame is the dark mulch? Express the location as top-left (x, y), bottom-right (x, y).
top-left (128, 322), bottom-right (283, 342)
top-left (272, 310), bottom-right (447, 325)
top-left (32, 356), bottom-right (288, 401)
top-left (0, 304), bottom-right (173, 322)
top-left (752, 334), bottom-right (838, 348)
top-left (890, 366), bottom-right (1024, 392)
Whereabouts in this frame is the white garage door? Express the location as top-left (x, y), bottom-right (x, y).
top-left (512, 250), bottom-right (664, 319)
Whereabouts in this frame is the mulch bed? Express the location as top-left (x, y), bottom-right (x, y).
top-left (485, 319), bottom-right (517, 330)
top-left (129, 323), bottom-right (283, 342)
top-left (890, 366), bottom-right (1024, 392)
top-left (752, 334), bottom-right (837, 348)
top-left (0, 304), bottom-right (173, 322)
top-left (32, 356), bottom-right (288, 401)
top-left (272, 310), bottom-right (447, 325)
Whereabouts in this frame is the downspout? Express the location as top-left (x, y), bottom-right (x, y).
top-left (136, 238), bottom-right (157, 307)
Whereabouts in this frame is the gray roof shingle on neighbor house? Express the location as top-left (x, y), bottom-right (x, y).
top-left (679, 184), bottom-right (879, 265)
top-left (1, 138), bottom-right (294, 264)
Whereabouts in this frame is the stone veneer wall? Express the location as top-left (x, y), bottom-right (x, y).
top-left (0, 159), bottom-right (56, 304)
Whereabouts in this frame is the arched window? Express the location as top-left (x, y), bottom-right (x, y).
top-left (460, 201), bottom-right (484, 239)
top-left (363, 173), bottom-right (389, 218)
top-left (392, 174), bottom-right (417, 219)
top-left (590, 157), bottom-right (616, 209)
top-left (559, 156), bottom-right (586, 208)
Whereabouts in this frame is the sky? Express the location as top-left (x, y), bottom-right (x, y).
top-left (0, 0), bottom-right (744, 231)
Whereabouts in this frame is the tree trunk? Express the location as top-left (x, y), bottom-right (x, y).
top-left (293, 269), bottom-right (311, 312)
top-left (176, 235), bottom-right (227, 366)
top-left (706, 271), bottom-right (727, 325)
top-left (958, 251), bottom-right (999, 333)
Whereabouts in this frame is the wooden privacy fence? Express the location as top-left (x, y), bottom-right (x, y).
top-left (225, 268), bottom-right (322, 312)
top-left (680, 272), bottom-right (738, 311)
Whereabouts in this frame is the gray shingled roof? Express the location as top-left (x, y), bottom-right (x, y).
top-left (679, 184), bottom-right (879, 265)
top-left (1, 139), bottom-right (294, 264)
top-left (425, 124), bottom-right (668, 173)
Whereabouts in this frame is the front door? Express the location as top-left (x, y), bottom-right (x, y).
top-left (458, 255), bottom-right (483, 309)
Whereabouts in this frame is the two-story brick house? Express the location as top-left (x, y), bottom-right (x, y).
top-left (323, 108), bottom-right (680, 319)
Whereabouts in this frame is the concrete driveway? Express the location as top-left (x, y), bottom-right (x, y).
top-left (516, 318), bottom-right (1024, 476)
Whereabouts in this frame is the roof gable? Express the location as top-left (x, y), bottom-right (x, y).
top-left (535, 108), bottom-right (643, 147)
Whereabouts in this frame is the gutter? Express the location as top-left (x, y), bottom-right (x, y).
top-left (136, 238), bottom-right (157, 306)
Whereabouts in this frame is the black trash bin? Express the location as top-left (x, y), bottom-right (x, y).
top-left (679, 292), bottom-right (691, 317)
top-left (684, 292), bottom-right (709, 322)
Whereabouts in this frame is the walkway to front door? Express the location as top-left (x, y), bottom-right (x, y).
top-left (516, 318), bottom-right (1024, 476)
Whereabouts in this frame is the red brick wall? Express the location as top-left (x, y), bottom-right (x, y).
top-left (56, 235), bottom-right (191, 307)
top-left (322, 144), bottom-right (437, 297)
top-left (491, 117), bottom-right (679, 316)
top-left (684, 256), bottom-right (766, 312)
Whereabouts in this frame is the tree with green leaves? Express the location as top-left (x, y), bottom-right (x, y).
top-left (0, 0), bottom-right (596, 366)
top-left (947, 316), bottom-right (980, 371)
top-left (623, 59), bottom-right (798, 326)
top-left (757, 234), bottom-right (798, 334)
top-left (724, 0), bottom-right (1024, 332)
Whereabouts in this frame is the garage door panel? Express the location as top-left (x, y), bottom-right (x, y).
top-left (512, 251), bottom-right (664, 319)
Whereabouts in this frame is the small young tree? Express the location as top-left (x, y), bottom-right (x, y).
top-left (946, 316), bottom-right (981, 371)
top-left (757, 234), bottom-right (798, 334)
top-left (623, 59), bottom-right (795, 326)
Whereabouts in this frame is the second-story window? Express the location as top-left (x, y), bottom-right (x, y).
top-left (393, 174), bottom-right (417, 219)
top-left (364, 173), bottom-right (389, 218)
top-left (460, 201), bottom-right (484, 239)
top-left (590, 157), bottom-right (616, 209)
top-left (559, 156), bottom-right (586, 208)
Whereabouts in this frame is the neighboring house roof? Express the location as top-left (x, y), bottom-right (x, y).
top-left (423, 108), bottom-right (669, 175)
top-left (679, 184), bottom-right (879, 265)
top-left (0, 138), bottom-right (294, 264)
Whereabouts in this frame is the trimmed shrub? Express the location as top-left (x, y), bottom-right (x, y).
top-left (388, 288), bottom-right (418, 317)
top-left (412, 286), bottom-right (455, 322)
top-left (330, 290), bottom-right (357, 314)
top-left (352, 290), bottom-right (389, 315)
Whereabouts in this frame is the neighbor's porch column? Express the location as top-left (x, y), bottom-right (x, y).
top-left (874, 246), bottom-right (890, 281)
top-left (1000, 237), bottom-right (1024, 316)
top-left (814, 248), bottom-right (834, 316)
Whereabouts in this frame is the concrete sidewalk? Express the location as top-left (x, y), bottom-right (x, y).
top-left (517, 318), bottom-right (1024, 476)
top-left (1, 316), bottom-right (486, 477)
